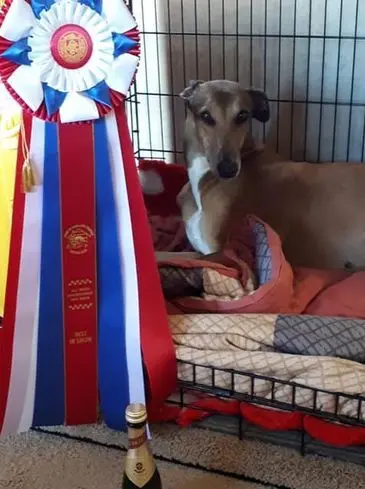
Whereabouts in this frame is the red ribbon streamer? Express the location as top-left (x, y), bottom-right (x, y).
top-left (116, 106), bottom-right (177, 408)
top-left (58, 123), bottom-right (98, 425)
top-left (0, 111), bottom-right (30, 432)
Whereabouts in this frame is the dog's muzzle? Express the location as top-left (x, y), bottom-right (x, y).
top-left (217, 159), bottom-right (239, 179)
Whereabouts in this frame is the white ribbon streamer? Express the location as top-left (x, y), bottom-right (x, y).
top-left (17, 288), bottom-right (40, 433)
top-left (1, 117), bottom-right (45, 435)
top-left (105, 111), bottom-right (146, 406)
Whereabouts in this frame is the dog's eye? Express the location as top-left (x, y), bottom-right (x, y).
top-left (234, 111), bottom-right (249, 125)
top-left (200, 110), bottom-right (216, 126)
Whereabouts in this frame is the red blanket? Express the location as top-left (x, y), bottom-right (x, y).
top-left (158, 215), bottom-right (365, 319)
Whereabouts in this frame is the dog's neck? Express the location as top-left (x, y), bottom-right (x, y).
top-left (187, 154), bottom-right (211, 211)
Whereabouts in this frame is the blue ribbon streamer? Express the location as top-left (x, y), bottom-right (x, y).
top-left (1, 38), bottom-right (31, 66)
top-left (83, 81), bottom-right (112, 108)
top-left (31, 0), bottom-right (55, 18)
top-left (33, 122), bottom-right (65, 427)
top-left (43, 84), bottom-right (67, 117)
top-left (94, 118), bottom-right (130, 430)
top-left (112, 33), bottom-right (138, 57)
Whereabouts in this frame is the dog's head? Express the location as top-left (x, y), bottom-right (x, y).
top-left (180, 80), bottom-right (270, 180)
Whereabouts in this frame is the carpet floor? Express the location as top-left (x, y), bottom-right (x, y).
top-left (1, 423), bottom-right (364, 489)
top-left (0, 430), bottom-right (268, 489)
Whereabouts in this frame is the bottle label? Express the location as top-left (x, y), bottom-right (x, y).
top-left (128, 432), bottom-right (147, 450)
top-left (125, 455), bottom-right (156, 488)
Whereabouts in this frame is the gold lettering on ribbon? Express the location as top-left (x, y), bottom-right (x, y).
top-left (69, 330), bottom-right (93, 346)
top-left (64, 225), bottom-right (94, 255)
top-left (66, 278), bottom-right (94, 321)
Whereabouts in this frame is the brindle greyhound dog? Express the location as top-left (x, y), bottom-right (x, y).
top-left (177, 79), bottom-right (365, 271)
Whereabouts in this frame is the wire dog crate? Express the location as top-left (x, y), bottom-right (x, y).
top-left (171, 361), bottom-right (365, 464)
top-left (127, 0), bottom-right (365, 465)
top-left (129, 0), bottom-right (365, 165)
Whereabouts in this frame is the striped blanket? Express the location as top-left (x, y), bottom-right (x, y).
top-left (170, 313), bottom-right (365, 420)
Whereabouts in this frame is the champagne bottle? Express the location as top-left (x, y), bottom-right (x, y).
top-left (122, 403), bottom-right (162, 489)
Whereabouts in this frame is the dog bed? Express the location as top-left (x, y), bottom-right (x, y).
top-left (139, 158), bottom-right (365, 452)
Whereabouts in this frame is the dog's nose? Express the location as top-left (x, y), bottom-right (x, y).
top-left (217, 159), bottom-right (239, 179)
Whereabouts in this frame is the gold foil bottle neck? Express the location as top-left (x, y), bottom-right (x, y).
top-left (126, 403), bottom-right (147, 425)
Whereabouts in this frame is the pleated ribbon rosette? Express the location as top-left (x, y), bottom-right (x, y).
top-left (0, 0), bottom-right (176, 435)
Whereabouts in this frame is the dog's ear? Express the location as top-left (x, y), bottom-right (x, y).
top-left (247, 89), bottom-right (270, 123)
top-left (179, 80), bottom-right (204, 101)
